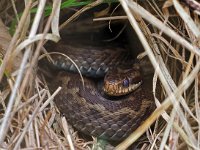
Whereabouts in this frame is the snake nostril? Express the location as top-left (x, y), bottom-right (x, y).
top-left (123, 78), bottom-right (129, 87)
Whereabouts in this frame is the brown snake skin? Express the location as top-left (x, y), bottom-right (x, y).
top-left (50, 45), bottom-right (155, 141)
top-left (47, 0), bottom-right (199, 142)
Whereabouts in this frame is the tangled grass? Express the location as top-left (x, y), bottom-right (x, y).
top-left (0, 0), bottom-right (199, 149)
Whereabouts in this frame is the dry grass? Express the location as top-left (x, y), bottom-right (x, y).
top-left (0, 0), bottom-right (200, 149)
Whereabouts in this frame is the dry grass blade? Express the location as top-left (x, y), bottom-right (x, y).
top-left (173, 0), bottom-right (200, 37)
top-left (17, 0), bottom-right (61, 108)
top-left (116, 62), bottom-right (200, 149)
top-left (0, 0), bottom-right (63, 148)
top-left (116, 0), bottom-right (200, 149)
top-left (0, 19), bottom-right (11, 54)
top-left (1, 0), bottom-right (200, 149)
top-left (61, 117), bottom-right (75, 150)
top-left (0, 1), bottom-right (32, 82)
top-left (0, 1), bottom-right (34, 144)
top-left (14, 34), bottom-right (59, 56)
top-left (125, 0), bottom-right (200, 56)
top-left (13, 90), bottom-right (48, 150)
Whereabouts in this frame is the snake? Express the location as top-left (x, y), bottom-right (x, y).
top-left (49, 44), bottom-right (155, 141)
top-left (48, 0), bottom-right (198, 142)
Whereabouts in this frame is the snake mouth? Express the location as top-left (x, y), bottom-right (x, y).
top-left (103, 81), bottom-right (142, 96)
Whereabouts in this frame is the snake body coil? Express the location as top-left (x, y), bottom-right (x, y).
top-left (50, 45), bottom-right (155, 141)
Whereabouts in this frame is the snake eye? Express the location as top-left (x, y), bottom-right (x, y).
top-left (123, 78), bottom-right (129, 87)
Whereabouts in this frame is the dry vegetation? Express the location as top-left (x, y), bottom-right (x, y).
top-left (0, 0), bottom-right (199, 149)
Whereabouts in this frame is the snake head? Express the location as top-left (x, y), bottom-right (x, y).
top-left (103, 65), bottom-right (142, 96)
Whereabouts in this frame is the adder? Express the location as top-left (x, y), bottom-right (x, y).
top-left (49, 44), bottom-right (155, 141)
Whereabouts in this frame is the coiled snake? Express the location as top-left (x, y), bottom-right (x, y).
top-left (50, 44), bottom-right (155, 141)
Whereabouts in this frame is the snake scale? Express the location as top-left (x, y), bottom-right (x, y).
top-left (50, 44), bottom-right (155, 141)
top-left (46, 0), bottom-right (199, 142)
